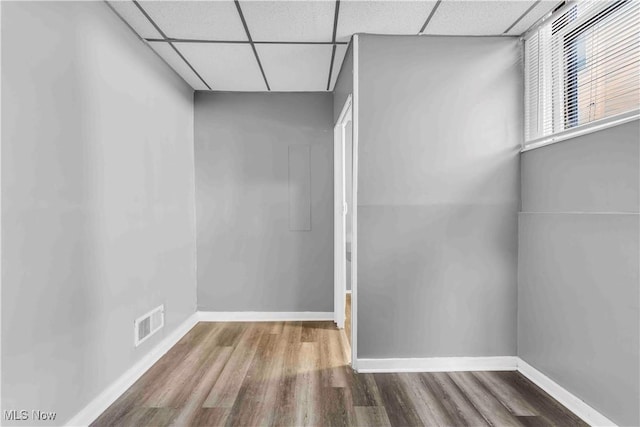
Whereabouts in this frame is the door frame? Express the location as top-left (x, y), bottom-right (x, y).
top-left (334, 34), bottom-right (359, 369)
top-left (334, 94), bottom-right (352, 331)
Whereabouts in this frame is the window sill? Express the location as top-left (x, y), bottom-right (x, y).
top-left (521, 110), bottom-right (640, 153)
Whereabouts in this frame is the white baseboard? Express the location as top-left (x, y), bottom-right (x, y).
top-left (64, 310), bottom-right (332, 425)
top-left (356, 356), bottom-right (518, 373)
top-left (65, 313), bottom-right (199, 427)
top-left (516, 358), bottom-right (617, 427)
top-left (196, 311), bottom-right (334, 322)
top-left (357, 356), bottom-right (617, 426)
top-left (64, 321), bottom-right (617, 427)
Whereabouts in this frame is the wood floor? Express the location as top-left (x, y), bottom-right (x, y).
top-left (92, 321), bottom-right (587, 427)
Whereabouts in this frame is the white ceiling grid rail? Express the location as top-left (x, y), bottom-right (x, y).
top-left (107, 0), bottom-right (565, 92)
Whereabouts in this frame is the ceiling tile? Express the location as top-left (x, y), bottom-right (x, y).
top-left (423, 0), bottom-right (537, 35)
top-left (506, 0), bottom-right (563, 35)
top-left (330, 44), bottom-right (348, 90)
top-left (141, 0), bottom-right (248, 40)
top-left (336, 0), bottom-right (437, 42)
top-left (107, 1), bottom-right (161, 39)
top-left (256, 44), bottom-right (332, 91)
top-left (241, 1), bottom-right (335, 42)
top-left (148, 42), bottom-right (208, 90)
top-left (177, 43), bottom-right (266, 91)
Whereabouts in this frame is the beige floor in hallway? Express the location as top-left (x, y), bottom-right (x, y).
top-left (92, 313), bottom-right (587, 426)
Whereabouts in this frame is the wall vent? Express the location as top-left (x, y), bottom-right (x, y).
top-left (134, 305), bottom-right (164, 347)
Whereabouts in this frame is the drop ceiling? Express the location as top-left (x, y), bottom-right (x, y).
top-left (108, 0), bottom-right (562, 92)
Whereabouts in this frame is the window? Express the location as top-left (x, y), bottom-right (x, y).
top-left (524, 0), bottom-right (639, 149)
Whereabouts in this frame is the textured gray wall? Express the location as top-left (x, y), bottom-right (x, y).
top-left (195, 92), bottom-right (334, 312)
top-left (357, 35), bottom-right (522, 358)
top-left (1, 1), bottom-right (197, 424)
top-left (519, 120), bottom-right (640, 426)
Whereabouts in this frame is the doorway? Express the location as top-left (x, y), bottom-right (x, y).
top-left (334, 95), bottom-right (353, 362)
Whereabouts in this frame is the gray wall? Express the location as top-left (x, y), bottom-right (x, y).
top-left (195, 92), bottom-right (334, 312)
top-left (357, 35), bottom-right (522, 358)
top-left (333, 43), bottom-right (353, 125)
top-left (1, 2), bottom-right (197, 424)
top-left (519, 120), bottom-right (640, 426)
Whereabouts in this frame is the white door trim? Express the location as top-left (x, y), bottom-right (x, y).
top-left (0, 2), bottom-right (4, 415)
top-left (334, 94), bottom-right (352, 330)
top-left (351, 34), bottom-right (359, 369)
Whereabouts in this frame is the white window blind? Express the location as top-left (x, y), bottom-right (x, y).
top-left (524, 0), bottom-right (640, 149)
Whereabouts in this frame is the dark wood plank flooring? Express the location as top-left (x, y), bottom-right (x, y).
top-left (92, 321), bottom-right (587, 427)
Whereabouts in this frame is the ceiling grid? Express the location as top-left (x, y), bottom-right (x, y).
top-left (419, 0), bottom-right (442, 33)
top-left (503, 0), bottom-right (541, 33)
top-left (131, 0), bottom-right (212, 89)
top-left (234, 0), bottom-right (271, 90)
top-left (327, 0), bottom-right (341, 90)
top-left (109, 0), bottom-right (563, 92)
